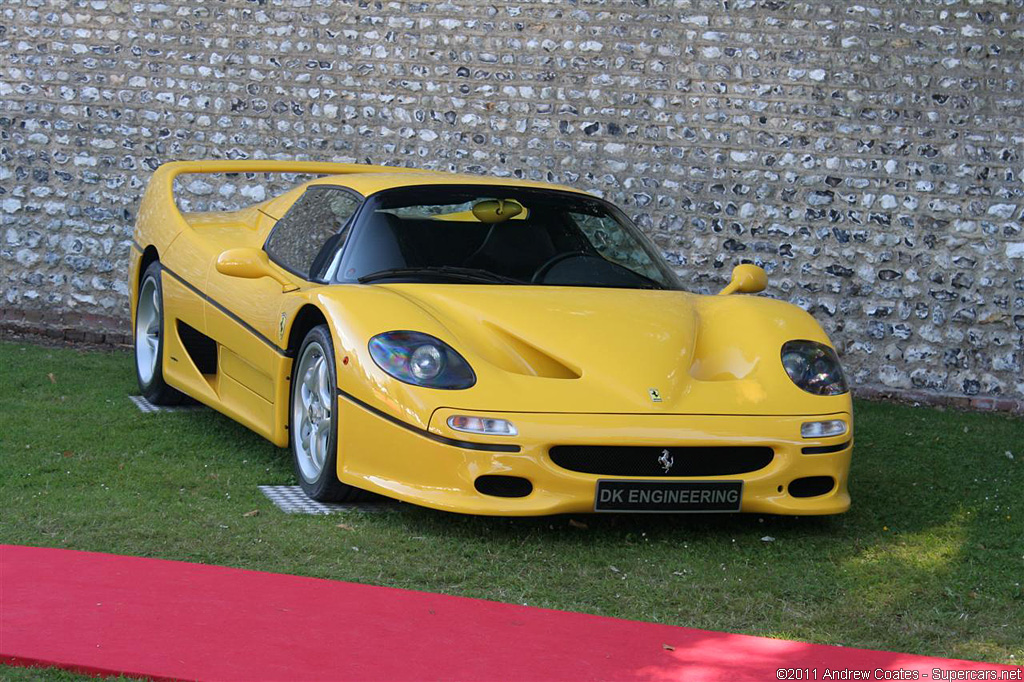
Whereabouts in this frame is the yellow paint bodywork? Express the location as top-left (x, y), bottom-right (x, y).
top-left (131, 160), bottom-right (853, 516)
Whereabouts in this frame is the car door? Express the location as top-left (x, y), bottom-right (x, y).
top-left (203, 186), bottom-right (362, 424)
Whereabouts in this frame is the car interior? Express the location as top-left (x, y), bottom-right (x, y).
top-left (312, 186), bottom-right (674, 289)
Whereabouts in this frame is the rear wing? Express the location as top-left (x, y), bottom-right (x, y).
top-left (152, 159), bottom-right (426, 193)
top-left (135, 159), bottom-right (428, 250)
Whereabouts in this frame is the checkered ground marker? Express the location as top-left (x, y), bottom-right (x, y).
top-left (259, 485), bottom-right (397, 514)
top-left (129, 395), bottom-right (202, 413)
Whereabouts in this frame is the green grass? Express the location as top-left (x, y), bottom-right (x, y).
top-left (1, 340), bottom-right (1022, 675)
top-left (0, 669), bottom-right (137, 682)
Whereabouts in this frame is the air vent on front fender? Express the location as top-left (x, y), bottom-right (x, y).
top-left (548, 446), bottom-right (774, 477)
top-left (176, 320), bottom-right (217, 375)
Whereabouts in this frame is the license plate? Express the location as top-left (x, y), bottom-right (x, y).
top-left (594, 480), bottom-right (743, 513)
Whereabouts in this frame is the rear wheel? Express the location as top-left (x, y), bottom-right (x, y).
top-left (291, 324), bottom-right (365, 502)
top-left (134, 262), bottom-right (185, 405)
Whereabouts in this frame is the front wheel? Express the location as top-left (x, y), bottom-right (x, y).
top-left (291, 324), bottom-right (365, 502)
top-left (134, 262), bottom-right (185, 405)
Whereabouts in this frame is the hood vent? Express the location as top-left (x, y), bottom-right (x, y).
top-left (481, 322), bottom-right (581, 379)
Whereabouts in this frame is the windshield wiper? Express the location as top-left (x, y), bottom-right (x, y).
top-left (357, 266), bottom-right (525, 285)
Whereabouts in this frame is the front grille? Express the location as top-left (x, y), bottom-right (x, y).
top-left (548, 445), bottom-right (774, 477)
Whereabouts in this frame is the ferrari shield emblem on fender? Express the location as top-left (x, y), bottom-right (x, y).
top-left (278, 312), bottom-right (286, 341)
top-left (658, 449), bottom-right (674, 473)
top-left (649, 387), bottom-right (662, 402)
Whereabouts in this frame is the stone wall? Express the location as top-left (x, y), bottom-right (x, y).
top-left (1, 0), bottom-right (1022, 409)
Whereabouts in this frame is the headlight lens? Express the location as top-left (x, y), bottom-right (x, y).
top-left (368, 331), bottom-right (476, 389)
top-left (781, 340), bottom-right (848, 396)
top-left (409, 344), bottom-right (444, 381)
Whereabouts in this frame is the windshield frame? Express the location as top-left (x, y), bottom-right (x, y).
top-left (328, 184), bottom-right (683, 290)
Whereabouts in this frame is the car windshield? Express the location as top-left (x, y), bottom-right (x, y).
top-left (331, 185), bottom-right (682, 290)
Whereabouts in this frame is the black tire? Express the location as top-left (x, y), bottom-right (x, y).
top-left (134, 262), bottom-right (186, 405)
top-left (290, 324), bottom-right (366, 502)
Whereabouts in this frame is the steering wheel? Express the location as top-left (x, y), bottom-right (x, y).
top-left (530, 251), bottom-right (593, 283)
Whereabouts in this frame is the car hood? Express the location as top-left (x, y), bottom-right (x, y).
top-left (333, 284), bottom-right (848, 417)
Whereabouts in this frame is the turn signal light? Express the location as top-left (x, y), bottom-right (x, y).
top-left (800, 420), bottom-right (847, 438)
top-left (447, 415), bottom-right (518, 436)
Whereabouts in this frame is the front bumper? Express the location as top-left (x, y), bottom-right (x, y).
top-left (336, 395), bottom-right (852, 516)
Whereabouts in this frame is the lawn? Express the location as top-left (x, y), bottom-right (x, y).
top-left (1, 340), bottom-right (1021, 675)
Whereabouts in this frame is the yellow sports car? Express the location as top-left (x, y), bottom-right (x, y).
top-left (131, 160), bottom-right (852, 515)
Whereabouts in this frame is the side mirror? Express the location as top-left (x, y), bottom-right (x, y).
top-left (216, 248), bottom-right (297, 292)
top-left (718, 264), bottom-right (767, 296)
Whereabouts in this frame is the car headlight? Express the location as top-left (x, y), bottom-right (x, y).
top-left (368, 331), bottom-right (476, 389)
top-left (781, 340), bottom-right (849, 396)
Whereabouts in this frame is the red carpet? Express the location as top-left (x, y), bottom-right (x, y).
top-left (1, 545), bottom-right (1017, 681)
